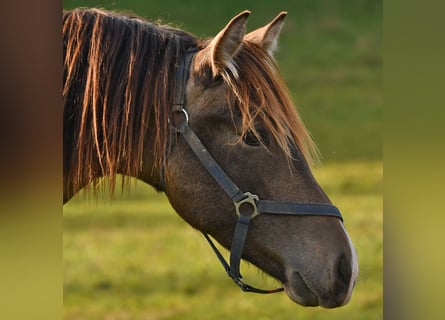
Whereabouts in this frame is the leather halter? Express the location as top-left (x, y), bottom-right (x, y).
top-left (163, 49), bottom-right (343, 294)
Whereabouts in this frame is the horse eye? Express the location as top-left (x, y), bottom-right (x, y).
top-left (243, 130), bottom-right (269, 147)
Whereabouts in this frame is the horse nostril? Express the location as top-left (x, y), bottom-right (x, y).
top-left (337, 254), bottom-right (352, 286)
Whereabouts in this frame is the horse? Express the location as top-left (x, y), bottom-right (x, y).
top-left (63, 8), bottom-right (358, 308)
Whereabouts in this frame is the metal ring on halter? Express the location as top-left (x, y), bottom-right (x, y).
top-left (168, 108), bottom-right (189, 133)
top-left (234, 192), bottom-right (260, 219)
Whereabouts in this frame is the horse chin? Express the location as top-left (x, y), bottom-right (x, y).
top-left (282, 272), bottom-right (319, 307)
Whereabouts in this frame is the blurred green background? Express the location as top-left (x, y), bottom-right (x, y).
top-left (63, 1), bottom-right (382, 319)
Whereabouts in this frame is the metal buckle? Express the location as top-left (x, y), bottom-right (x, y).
top-left (234, 192), bottom-right (260, 219)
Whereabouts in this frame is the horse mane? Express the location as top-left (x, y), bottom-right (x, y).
top-left (63, 8), bottom-right (197, 197)
top-left (63, 8), bottom-right (317, 198)
top-left (223, 41), bottom-right (319, 165)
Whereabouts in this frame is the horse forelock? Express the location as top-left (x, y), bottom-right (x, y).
top-left (221, 41), bottom-right (319, 165)
top-left (63, 8), bottom-right (197, 197)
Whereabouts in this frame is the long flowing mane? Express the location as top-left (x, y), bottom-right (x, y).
top-left (63, 8), bottom-right (317, 198)
top-left (63, 8), bottom-right (197, 197)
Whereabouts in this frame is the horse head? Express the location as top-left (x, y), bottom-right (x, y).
top-left (159, 11), bottom-right (359, 308)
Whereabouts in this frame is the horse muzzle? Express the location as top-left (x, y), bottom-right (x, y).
top-left (283, 250), bottom-right (358, 308)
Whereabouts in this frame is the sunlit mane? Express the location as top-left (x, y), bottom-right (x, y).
top-left (222, 41), bottom-right (319, 165)
top-left (63, 8), bottom-right (197, 198)
top-left (63, 8), bottom-right (317, 199)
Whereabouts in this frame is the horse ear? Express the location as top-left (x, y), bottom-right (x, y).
top-left (207, 10), bottom-right (250, 77)
top-left (244, 11), bottom-right (287, 56)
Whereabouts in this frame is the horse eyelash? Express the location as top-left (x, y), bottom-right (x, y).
top-left (243, 129), bottom-right (269, 147)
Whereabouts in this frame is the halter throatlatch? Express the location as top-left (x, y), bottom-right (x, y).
top-left (165, 50), bottom-right (343, 294)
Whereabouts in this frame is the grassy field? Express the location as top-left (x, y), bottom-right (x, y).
top-left (63, 1), bottom-right (382, 319)
top-left (64, 162), bottom-right (382, 319)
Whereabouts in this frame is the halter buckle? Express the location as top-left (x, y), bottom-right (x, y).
top-left (234, 192), bottom-right (260, 219)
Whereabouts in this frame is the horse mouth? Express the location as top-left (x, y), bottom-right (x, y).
top-left (283, 271), bottom-right (350, 308)
top-left (282, 271), bottom-right (319, 307)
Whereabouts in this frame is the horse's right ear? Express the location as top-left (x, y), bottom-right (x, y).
top-left (206, 10), bottom-right (250, 78)
top-left (244, 11), bottom-right (287, 57)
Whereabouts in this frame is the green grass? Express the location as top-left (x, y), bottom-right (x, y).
top-left (64, 161), bottom-right (382, 320)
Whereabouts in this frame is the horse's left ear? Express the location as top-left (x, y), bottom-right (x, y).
top-left (244, 11), bottom-right (287, 56)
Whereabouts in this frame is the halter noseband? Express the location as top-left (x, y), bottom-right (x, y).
top-left (162, 49), bottom-right (343, 294)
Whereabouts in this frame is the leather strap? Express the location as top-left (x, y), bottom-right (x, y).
top-left (257, 201), bottom-right (343, 221)
top-left (173, 49), bottom-right (197, 107)
top-left (203, 231), bottom-right (284, 294)
top-left (229, 214), bottom-right (251, 280)
top-left (179, 125), bottom-right (246, 203)
top-left (158, 49), bottom-right (198, 190)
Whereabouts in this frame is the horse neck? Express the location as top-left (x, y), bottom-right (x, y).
top-left (63, 115), bottom-right (163, 204)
